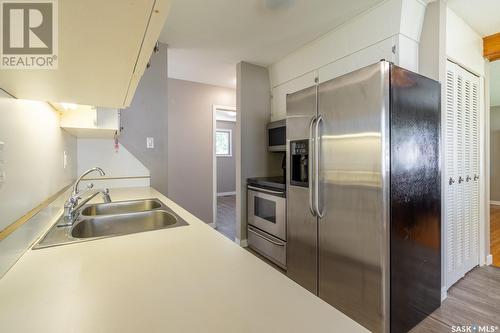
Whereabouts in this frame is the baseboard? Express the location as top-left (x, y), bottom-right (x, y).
top-left (236, 237), bottom-right (248, 247)
top-left (490, 200), bottom-right (500, 206)
top-left (217, 191), bottom-right (236, 197)
top-left (441, 287), bottom-right (448, 302)
top-left (208, 222), bottom-right (215, 228)
top-left (487, 254), bottom-right (493, 265)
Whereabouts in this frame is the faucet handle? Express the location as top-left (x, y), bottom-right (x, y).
top-left (87, 183), bottom-right (94, 190)
top-left (101, 188), bottom-right (112, 203)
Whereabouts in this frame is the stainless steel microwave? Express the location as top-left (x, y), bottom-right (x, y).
top-left (267, 120), bottom-right (286, 152)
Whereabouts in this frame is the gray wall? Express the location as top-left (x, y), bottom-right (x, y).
top-left (236, 62), bottom-right (283, 241)
top-left (491, 106), bottom-right (500, 201)
top-left (120, 43), bottom-right (169, 195)
top-left (216, 120), bottom-right (236, 194)
top-left (168, 78), bottom-right (236, 224)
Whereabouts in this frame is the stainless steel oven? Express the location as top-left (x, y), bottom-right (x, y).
top-left (247, 185), bottom-right (286, 240)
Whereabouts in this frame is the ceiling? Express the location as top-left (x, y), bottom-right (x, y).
top-left (160, 0), bottom-right (384, 88)
top-left (447, 0), bottom-right (500, 36)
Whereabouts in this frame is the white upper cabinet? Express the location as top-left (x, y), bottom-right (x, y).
top-left (271, 71), bottom-right (317, 121)
top-left (53, 103), bottom-right (120, 139)
top-left (0, 0), bottom-right (171, 108)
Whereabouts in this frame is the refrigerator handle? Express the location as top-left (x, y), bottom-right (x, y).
top-left (308, 116), bottom-right (317, 216)
top-left (315, 115), bottom-right (324, 218)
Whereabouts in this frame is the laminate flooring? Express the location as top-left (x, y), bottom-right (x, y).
top-left (411, 265), bottom-right (500, 332)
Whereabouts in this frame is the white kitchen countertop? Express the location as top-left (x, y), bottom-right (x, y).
top-left (0, 187), bottom-right (368, 333)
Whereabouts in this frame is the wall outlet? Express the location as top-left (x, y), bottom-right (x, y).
top-left (63, 151), bottom-right (67, 169)
top-left (146, 137), bottom-right (154, 149)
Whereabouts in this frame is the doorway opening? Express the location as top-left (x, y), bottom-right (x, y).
top-left (212, 105), bottom-right (237, 241)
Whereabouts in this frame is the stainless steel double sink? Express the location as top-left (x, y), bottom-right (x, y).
top-left (34, 199), bottom-right (188, 249)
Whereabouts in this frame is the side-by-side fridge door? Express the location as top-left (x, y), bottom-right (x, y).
top-left (286, 85), bottom-right (318, 294)
top-left (317, 61), bottom-right (390, 333)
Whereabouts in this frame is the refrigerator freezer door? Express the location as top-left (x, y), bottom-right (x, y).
top-left (389, 65), bottom-right (441, 333)
top-left (286, 86), bottom-right (318, 294)
top-left (318, 62), bottom-right (390, 333)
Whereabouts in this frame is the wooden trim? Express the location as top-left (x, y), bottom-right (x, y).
top-left (82, 176), bottom-right (150, 181)
top-left (483, 33), bottom-right (500, 62)
top-left (0, 184), bottom-right (72, 241)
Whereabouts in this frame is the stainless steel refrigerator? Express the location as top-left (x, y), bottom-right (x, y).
top-left (286, 61), bottom-right (441, 333)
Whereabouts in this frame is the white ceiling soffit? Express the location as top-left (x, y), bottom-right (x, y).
top-left (491, 61), bottom-right (500, 107)
top-left (447, 0), bottom-right (500, 36)
top-left (160, 0), bottom-right (384, 88)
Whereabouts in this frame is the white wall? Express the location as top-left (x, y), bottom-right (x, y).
top-left (0, 94), bottom-right (77, 277)
top-left (445, 8), bottom-right (485, 77)
top-left (77, 138), bottom-right (150, 189)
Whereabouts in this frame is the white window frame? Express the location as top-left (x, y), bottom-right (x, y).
top-left (215, 128), bottom-right (232, 157)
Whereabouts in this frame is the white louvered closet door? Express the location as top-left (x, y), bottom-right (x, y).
top-left (445, 61), bottom-right (480, 289)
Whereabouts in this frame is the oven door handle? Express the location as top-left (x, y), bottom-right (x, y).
top-left (247, 185), bottom-right (285, 196)
top-left (248, 227), bottom-right (285, 246)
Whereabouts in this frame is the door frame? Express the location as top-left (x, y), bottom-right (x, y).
top-left (212, 104), bottom-right (237, 231)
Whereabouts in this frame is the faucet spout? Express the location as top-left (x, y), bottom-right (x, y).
top-left (72, 167), bottom-right (105, 197)
top-left (60, 167), bottom-right (109, 227)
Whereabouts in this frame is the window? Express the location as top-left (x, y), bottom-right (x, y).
top-left (216, 129), bottom-right (232, 156)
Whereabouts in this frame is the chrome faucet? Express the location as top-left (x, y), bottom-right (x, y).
top-left (60, 167), bottom-right (111, 226)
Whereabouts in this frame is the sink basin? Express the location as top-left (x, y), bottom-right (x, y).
top-left (34, 198), bottom-right (188, 249)
top-left (72, 210), bottom-right (180, 238)
top-left (81, 199), bottom-right (162, 216)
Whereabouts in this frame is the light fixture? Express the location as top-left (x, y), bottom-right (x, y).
top-left (60, 102), bottom-right (77, 110)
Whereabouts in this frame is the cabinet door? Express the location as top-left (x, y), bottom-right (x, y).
top-left (271, 71), bottom-right (317, 121)
top-left (444, 65), bottom-right (457, 287)
top-left (445, 61), bottom-right (480, 289)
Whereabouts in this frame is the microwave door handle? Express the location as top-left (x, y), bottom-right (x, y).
top-left (315, 115), bottom-right (324, 218)
top-left (309, 116), bottom-right (317, 216)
